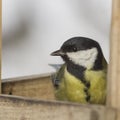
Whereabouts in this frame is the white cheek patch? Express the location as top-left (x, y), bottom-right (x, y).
top-left (67, 48), bottom-right (98, 69)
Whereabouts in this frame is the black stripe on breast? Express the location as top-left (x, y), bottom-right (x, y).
top-left (67, 61), bottom-right (91, 102)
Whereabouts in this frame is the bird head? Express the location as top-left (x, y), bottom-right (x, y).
top-left (51, 37), bottom-right (104, 70)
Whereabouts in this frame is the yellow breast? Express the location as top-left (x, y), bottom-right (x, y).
top-left (55, 67), bottom-right (106, 104)
top-left (58, 67), bottom-right (87, 103)
top-left (85, 70), bottom-right (107, 104)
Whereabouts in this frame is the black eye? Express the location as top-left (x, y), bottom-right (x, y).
top-left (73, 47), bottom-right (77, 52)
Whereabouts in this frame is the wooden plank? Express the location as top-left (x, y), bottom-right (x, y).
top-left (107, 0), bottom-right (120, 119)
top-left (107, 0), bottom-right (120, 109)
top-left (0, 0), bottom-right (1, 94)
top-left (0, 95), bottom-right (116, 120)
top-left (2, 74), bottom-right (55, 100)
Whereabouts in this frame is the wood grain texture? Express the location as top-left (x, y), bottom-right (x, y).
top-left (107, 0), bottom-right (120, 119)
top-left (2, 74), bottom-right (55, 100)
top-left (0, 95), bottom-right (116, 120)
top-left (107, 0), bottom-right (120, 108)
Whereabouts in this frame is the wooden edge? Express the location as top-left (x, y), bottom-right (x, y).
top-left (0, 0), bottom-right (1, 94)
top-left (107, 0), bottom-right (120, 119)
top-left (107, 2), bottom-right (120, 120)
top-left (2, 72), bottom-right (55, 83)
top-left (2, 73), bottom-right (55, 100)
top-left (0, 95), bottom-right (116, 120)
top-left (0, 94), bottom-right (105, 108)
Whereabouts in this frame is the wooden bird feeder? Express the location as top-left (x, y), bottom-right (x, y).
top-left (0, 0), bottom-right (120, 119)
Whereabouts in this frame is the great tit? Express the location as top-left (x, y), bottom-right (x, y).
top-left (51, 37), bottom-right (107, 104)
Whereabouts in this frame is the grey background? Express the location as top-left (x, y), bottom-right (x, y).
top-left (2, 0), bottom-right (112, 78)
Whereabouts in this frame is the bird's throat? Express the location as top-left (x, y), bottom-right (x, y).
top-left (66, 61), bottom-right (86, 82)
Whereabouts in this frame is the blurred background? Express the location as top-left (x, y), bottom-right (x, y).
top-left (2, 0), bottom-right (112, 79)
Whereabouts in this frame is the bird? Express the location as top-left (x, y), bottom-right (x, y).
top-left (50, 37), bottom-right (107, 105)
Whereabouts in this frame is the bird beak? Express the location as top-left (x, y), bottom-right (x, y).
top-left (50, 50), bottom-right (65, 56)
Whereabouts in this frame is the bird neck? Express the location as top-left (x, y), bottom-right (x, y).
top-left (66, 61), bottom-right (86, 81)
top-left (92, 52), bottom-right (103, 70)
top-left (66, 53), bottom-right (103, 80)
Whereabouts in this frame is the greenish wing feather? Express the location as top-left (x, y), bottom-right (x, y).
top-left (56, 64), bottom-right (66, 81)
top-left (53, 64), bottom-right (68, 100)
top-left (51, 64), bottom-right (65, 87)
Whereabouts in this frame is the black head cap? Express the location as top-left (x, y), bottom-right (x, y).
top-left (51, 37), bottom-right (102, 56)
top-left (61, 37), bottom-right (102, 53)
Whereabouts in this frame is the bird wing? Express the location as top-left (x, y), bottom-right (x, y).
top-left (51, 64), bottom-right (69, 100)
top-left (51, 64), bottom-right (65, 88)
